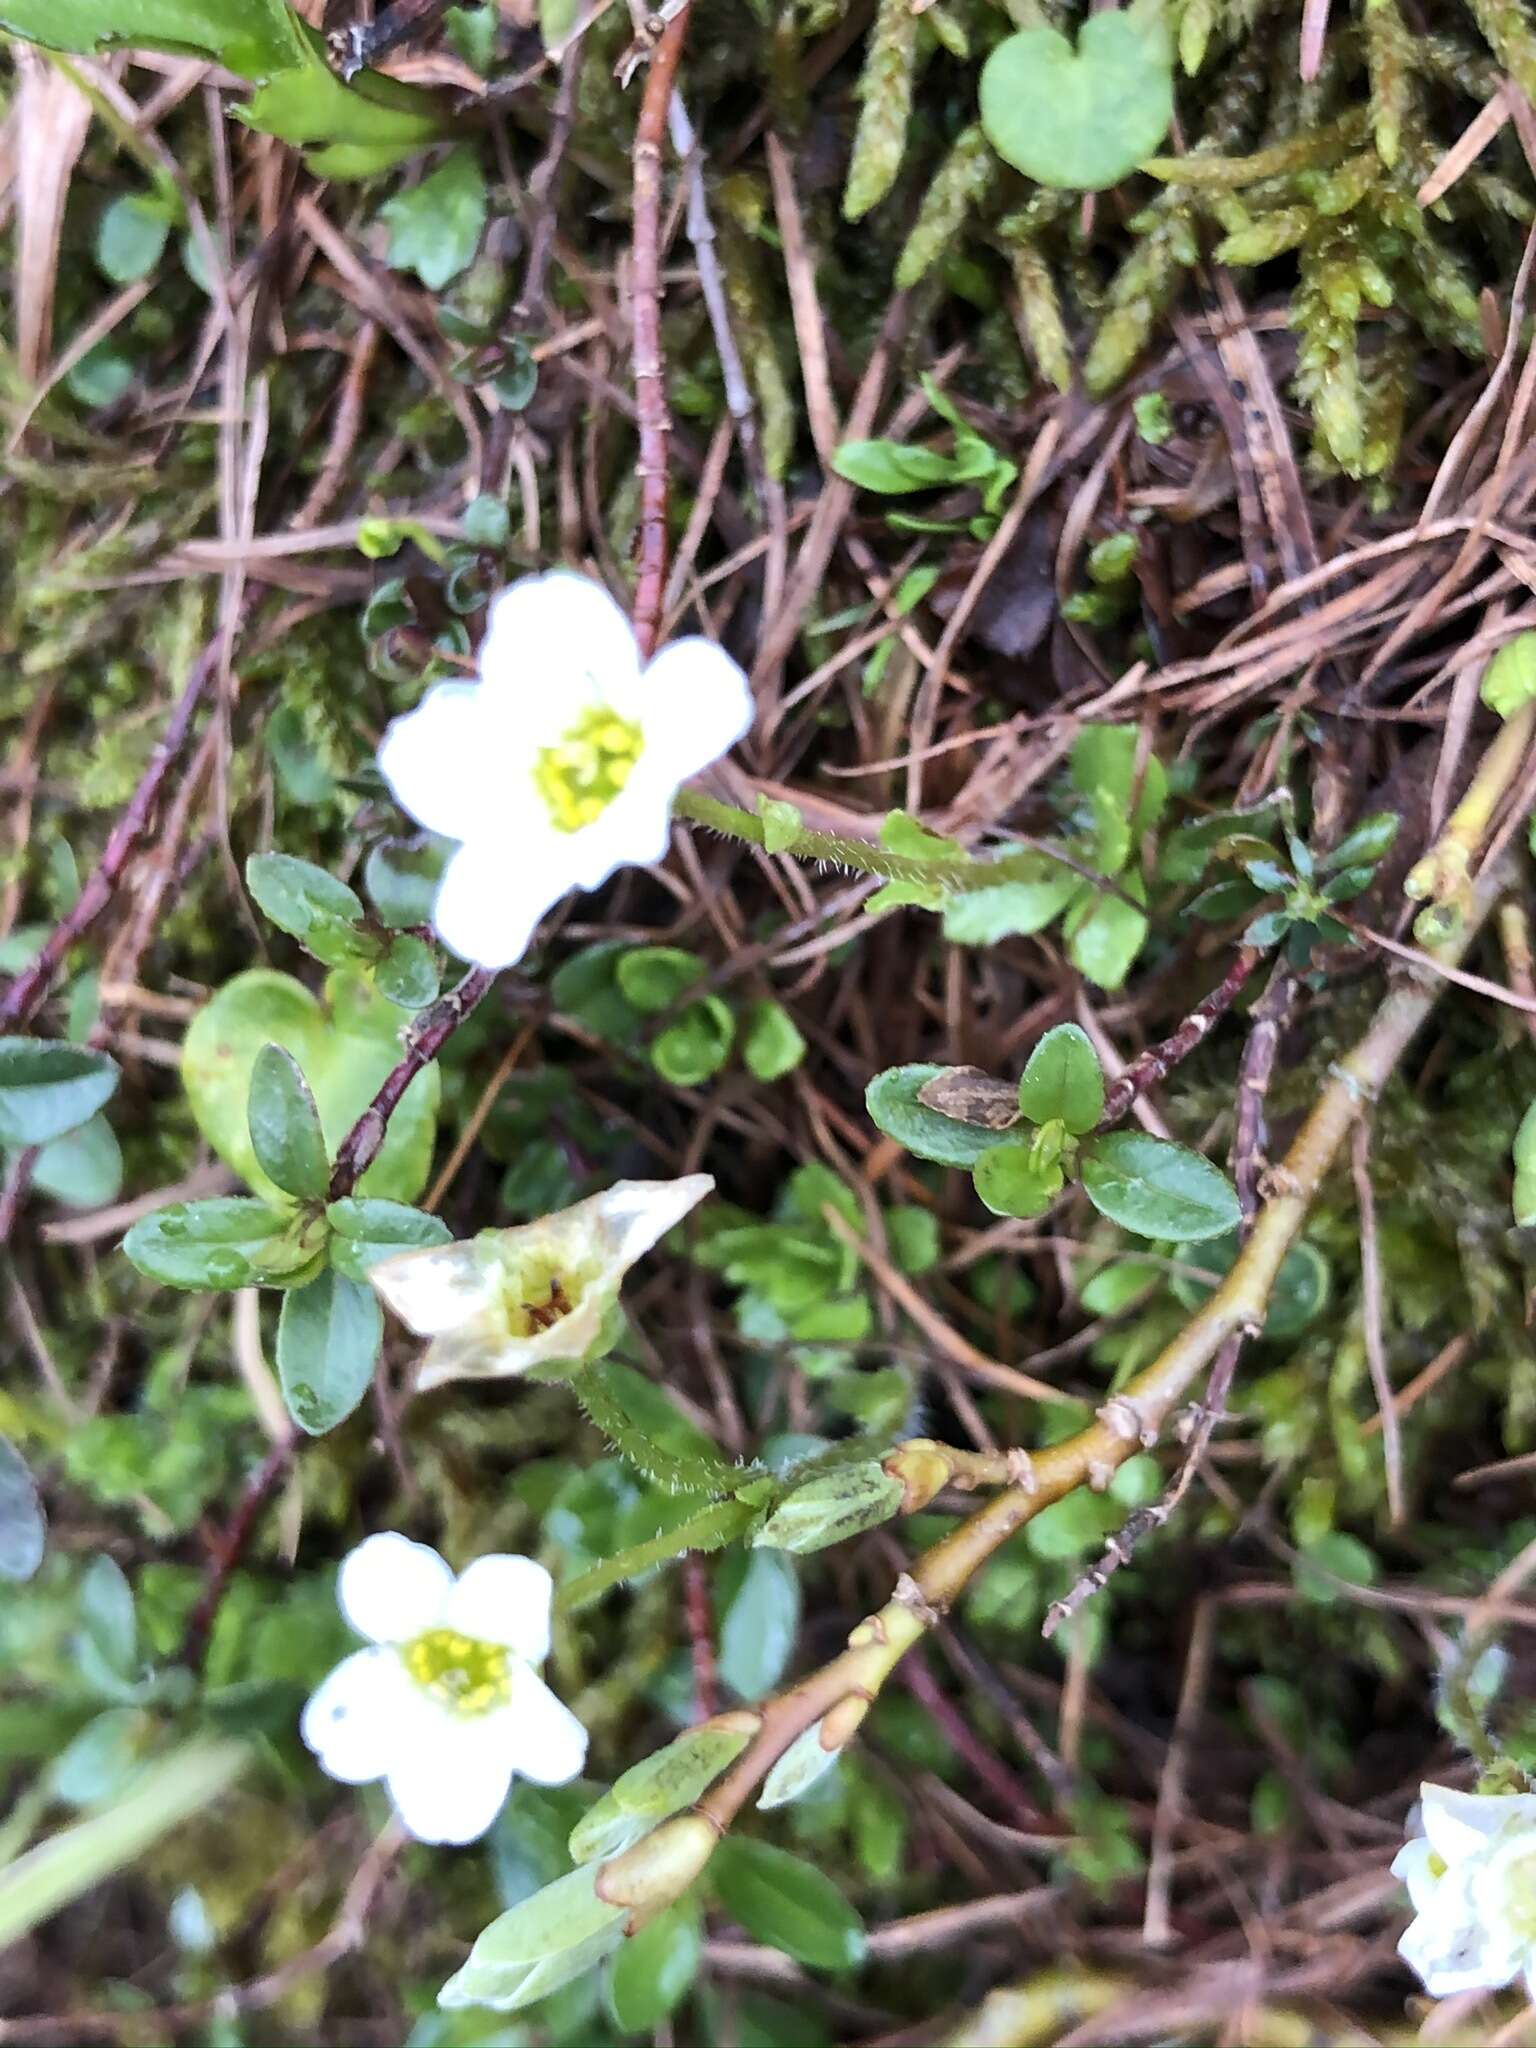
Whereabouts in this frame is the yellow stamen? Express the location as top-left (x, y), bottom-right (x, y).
top-left (533, 706), bottom-right (645, 833)
top-left (402, 1627), bottom-right (512, 1716)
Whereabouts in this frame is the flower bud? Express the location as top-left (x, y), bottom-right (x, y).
top-left (595, 1813), bottom-right (720, 1928)
top-left (753, 1459), bottom-right (905, 1553)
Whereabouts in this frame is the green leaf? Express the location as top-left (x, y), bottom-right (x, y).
top-left (880, 809), bottom-right (964, 862)
top-left (236, 22), bottom-right (449, 176)
top-left (182, 969), bottom-right (439, 1204)
top-left (380, 146), bottom-right (487, 291)
top-left (1079, 1130), bottom-right (1241, 1241)
top-left (757, 795), bottom-right (803, 854)
top-left (570, 1726), bottom-right (753, 1865)
top-left (1243, 859), bottom-right (1293, 894)
top-left (972, 1142), bottom-right (1062, 1218)
top-left (79, 1556), bottom-right (136, 1678)
top-left (1322, 811), bottom-right (1399, 872)
top-left (438, 1865), bottom-right (626, 2014)
top-left (374, 933), bottom-right (439, 1010)
top-left (0, 1040), bottom-right (119, 1148)
top-left (1016, 1023), bottom-right (1104, 1135)
top-left (123, 1196), bottom-right (316, 1291)
top-left (718, 1549), bottom-right (801, 1701)
top-left (885, 1204), bottom-right (939, 1274)
top-left (1481, 632), bottom-right (1536, 719)
top-left (712, 1838), bottom-right (868, 1973)
top-left (247, 1044), bottom-right (329, 1201)
top-left (652, 1000), bottom-right (735, 1088)
top-left (941, 866), bottom-right (1079, 944)
top-left (364, 837), bottom-right (448, 927)
top-left (551, 941), bottom-right (644, 1040)
top-left (865, 1063), bottom-right (1019, 1168)
top-left (1064, 873), bottom-right (1148, 990)
top-left (276, 1269), bottom-right (382, 1436)
top-left (245, 854), bottom-right (373, 967)
top-left (617, 947), bottom-right (705, 1012)
top-left (1293, 1531), bottom-right (1379, 1605)
top-left (325, 1196), bottom-right (451, 1280)
top-left (24, 1113), bottom-right (123, 1209)
top-left (0, 1740), bottom-right (247, 1952)
top-left (95, 193), bottom-right (172, 284)
top-left (606, 1898), bottom-right (701, 2032)
top-left (978, 7), bottom-right (1175, 191)
top-left (831, 439), bottom-right (958, 493)
top-left (1069, 724), bottom-right (1169, 838)
top-left (0, 1436), bottom-right (45, 1583)
top-left (1169, 1230), bottom-right (1329, 1339)
top-left (758, 1719), bottom-right (842, 1809)
top-left (0, 0), bottom-right (296, 73)
top-left (741, 1000), bottom-right (807, 1082)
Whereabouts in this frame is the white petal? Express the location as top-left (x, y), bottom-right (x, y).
top-left (377, 684), bottom-right (503, 844)
top-left (589, 1175), bottom-right (715, 1270)
top-left (415, 1292), bottom-right (607, 1391)
top-left (432, 835), bottom-right (568, 970)
top-left (640, 636), bottom-right (753, 782)
top-left (1392, 1836), bottom-right (1445, 1916)
top-left (1400, 1900), bottom-right (1521, 1996)
top-left (479, 570), bottom-right (640, 722)
top-left (385, 1708), bottom-right (518, 1845)
top-left (442, 1555), bottom-right (554, 1664)
top-left (1421, 1784), bottom-right (1536, 1864)
top-left (301, 1647), bottom-right (411, 1784)
top-left (505, 1665), bottom-right (589, 1786)
top-left (556, 774), bottom-right (676, 894)
top-left (370, 1239), bottom-right (500, 1337)
top-left (338, 1532), bottom-right (452, 1644)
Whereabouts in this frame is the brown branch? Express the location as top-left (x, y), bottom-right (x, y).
top-left (1043, 963), bottom-right (1297, 1636)
top-left (629, 2), bottom-right (692, 661)
top-left (326, 965), bottom-right (498, 1200)
top-left (1093, 946), bottom-right (1260, 1133)
top-left (0, 637), bottom-right (221, 1032)
top-left (178, 1428), bottom-right (300, 1670)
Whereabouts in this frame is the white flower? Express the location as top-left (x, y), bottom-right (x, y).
top-left (377, 569), bottom-right (753, 969)
top-left (301, 1533), bottom-right (587, 1845)
top-left (1393, 1781), bottom-right (1536, 1998)
top-left (370, 1174), bottom-right (713, 1391)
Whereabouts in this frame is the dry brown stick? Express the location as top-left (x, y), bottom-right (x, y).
top-left (178, 1428), bottom-right (301, 1669)
top-left (1043, 964), bottom-right (1297, 1636)
top-left (629, 2), bottom-right (692, 661)
top-left (0, 635), bottom-right (222, 1032)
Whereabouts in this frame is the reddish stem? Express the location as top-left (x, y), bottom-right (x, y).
top-left (1095, 947), bottom-right (1259, 1133)
top-left (629, 5), bottom-right (692, 661)
top-left (327, 966), bottom-right (497, 1200)
top-left (0, 639), bottom-right (220, 1032)
top-left (179, 1430), bottom-right (300, 1669)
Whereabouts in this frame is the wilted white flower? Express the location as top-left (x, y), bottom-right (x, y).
top-left (301, 1533), bottom-right (586, 1845)
top-left (1394, 1780), bottom-right (1536, 1998)
top-left (377, 569), bottom-right (753, 969)
top-left (370, 1174), bottom-right (713, 1391)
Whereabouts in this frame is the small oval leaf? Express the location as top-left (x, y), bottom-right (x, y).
top-left (1079, 1130), bottom-right (1242, 1241)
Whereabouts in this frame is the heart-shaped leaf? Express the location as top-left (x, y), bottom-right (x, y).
top-left (182, 969), bottom-right (438, 1205)
top-left (979, 7), bottom-right (1175, 192)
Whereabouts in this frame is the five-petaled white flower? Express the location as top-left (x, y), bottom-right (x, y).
top-left (369, 1174), bottom-right (713, 1391)
top-left (1394, 1780), bottom-right (1536, 1999)
top-left (302, 1533), bottom-right (586, 1845)
top-left (377, 569), bottom-right (753, 969)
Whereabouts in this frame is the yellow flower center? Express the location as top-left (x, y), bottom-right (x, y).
top-left (401, 1628), bottom-right (512, 1716)
top-left (533, 706), bottom-right (645, 833)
